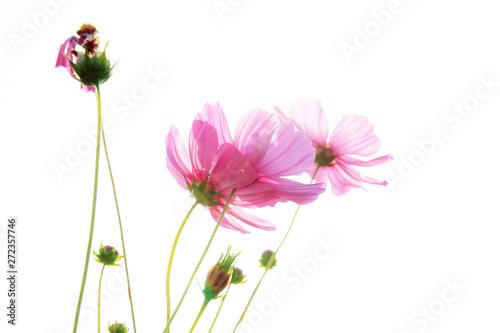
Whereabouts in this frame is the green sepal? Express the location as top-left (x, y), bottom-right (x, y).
top-left (93, 244), bottom-right (123, 266)
top-left (68, 43), bottom-right (113, 87)
top-left (108, 321), bottom-right (129, 333)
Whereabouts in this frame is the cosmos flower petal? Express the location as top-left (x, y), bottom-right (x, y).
top-left (328, 165), bottom-right (364, 196)
top-left (230, 181), bottom-right (278, 208)
top-left (339, 155), bottom-right (393, 167)
top-left (55, 36), bottom-right (77, 76)
top-left (329, 114), bottom-right (381, 156)
top-left (196, 103), bottom-right (234, 145)
top-left (210, 207), bottom-right (250, 234)
top-left (338, 161), bottom-right (388, 186)
top-left (259, 177), bottom-right (325, 205)
top-left (256, 122), bottom-right (315, 177)
top-left (287, 98), bottom-right (330, 145)
top-left (81, 84), bottom-right (96, 93)
top-left (307, 165), bottom-right (329, 189)
top-left (226, 207), bottom-right (276, 231)
top-left (189, 120), bottom-right (219, 180)
top-left (166, 126), bottom-right (193, 188)
top-left (234, 109), bottom-right (275, 165)
top-left (210, 143), bottom-right (257, 190)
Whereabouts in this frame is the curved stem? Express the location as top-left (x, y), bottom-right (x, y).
top-left (163, 189), bottom-right (237, 333)
top-left (209, 282), bottom-right (232, 333)
top-left (166, 200), bottom-right (200, 328)
top-left (233, 166), bottom-right (321, 332)
top-left (189, 298), bottom-right (210, 333)
top-left (101, 128), bottom-right (137, 332)
top-left (72, 84), bottom-right (102, 333)
top-left (98, 265), bottom-right (106, 333)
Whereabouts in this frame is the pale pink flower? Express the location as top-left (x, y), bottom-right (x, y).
top-left (276, 98), bottom-right (392, 196)
top-left (55, 24), bottom-right (97, 93)
top-left (166, 103), bottom-right (324, 233)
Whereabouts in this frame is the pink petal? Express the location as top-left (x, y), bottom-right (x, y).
top-left (259, 177), bottom-right (325, 205)
top-left (329, 114), bottom-right (381, 157)
top-left (256, 122), bottom-right (315, 177)
top-left (327, 165), bottom-right (363, 196)
top-left (189, 120), bottom-right (219, 180)
top-left (195, 103), bottom-right (234, 145)
top-left (226, 207), bottom-right (276, 231)
top-left (287, 98), bottom-right (330, 146)
top-left (230, 181), bottom-right (278, 208)
top-left (305, 165), bottom-right (328, 191)
top-left (166, 126), bottom-right (193, 188)
top-left (210, 143), bottom-right (257, 190)
top-left (55, 36), bottom-right (77, 77)
top-left (234, 109), bottom-right (275, 165)
top-left (81, 84), bottom-right (96, 93)
top-left (210, 207), bottom-right (250, 234)
top-left (337, 161), bottom-right (389, 186)
top-left (339, 154), bottom-right (393, 167)
top-left (327, 162), bottom-right (388, 196)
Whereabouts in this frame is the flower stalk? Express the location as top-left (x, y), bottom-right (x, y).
top-left (189, 299), bottom-right (210, 333)
top-left (233, 166), bottom-right (320, 332)
top-left (208, 282), bottom-right (232, 333)
top-left (166, 199), bottom-right (200, 328)
top-left (98, 265), bottom-right (105, 333)
top-left (101, 128), bottom-right (137, 332)
top-left (162, 188), bottom-right (237, 333)
top-left (72, 84), bottom-right (102, 333)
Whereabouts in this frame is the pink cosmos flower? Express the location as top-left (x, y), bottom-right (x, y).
top-left (275, 98), bottom-right (393, 196)
top-left (55, 24), bottom-right (98, 93)
top-left (166, 103), bottom-right (324, 233)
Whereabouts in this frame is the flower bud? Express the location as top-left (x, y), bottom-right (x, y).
top-left (93, 244), bottom-right (124, 266)
top-left (202, 246), bottom-right (240, 301)
top-left (108, 321), bottom-right (129, 333)
top-left (231, 267), bottom-right (246, 285)
top-left (259, 249), bottom-right (277, 269)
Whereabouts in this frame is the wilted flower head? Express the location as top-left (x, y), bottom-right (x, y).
top-left (276, 98), bottom-right (393, 196)
top-left (93, 244), bottom-right (124, 266)
top-left (166, 103), bottom-right (325, 233)
top-left (202, 247), bottom-right (240, 301)
top-left (108, 321), bottom-right (129, 333)
top-left (259, 249), bottom-right (277, 269)
top-left (55, 23), bottom-right (113, 92)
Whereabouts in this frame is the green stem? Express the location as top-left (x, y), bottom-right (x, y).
top-left (233, 166), bottom-right (321, 332)
top-left (72, 84), bottom-right (102, 333)
top-left (166, 200), bottom-right (200, 328)
top-left (208, 282), bottom-right (232, 333)
top-left (101, 128), bottom-right (137, 332)
top-left (232, 269), bottom-right (269, 333)
top-left (98, 265), bottom-right (105, 333)
top-left (189, 298), bottom-right (210, 333)
top-left (163, 188), bottom-right (237, 333)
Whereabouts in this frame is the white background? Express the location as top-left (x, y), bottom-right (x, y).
top-left (1, 0), bottom-right (500, 332)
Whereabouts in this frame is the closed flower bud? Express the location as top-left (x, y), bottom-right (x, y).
top-left (93, 244), bottom-right (124, 266)
top-left (108, 321), bottom-right (129, 333)
top-left (259, 249), bottom-right (277, 269)
top-left (231, 267), bottom-right (246, 285)
top-left (202, 246), bottom-right (240, 301)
